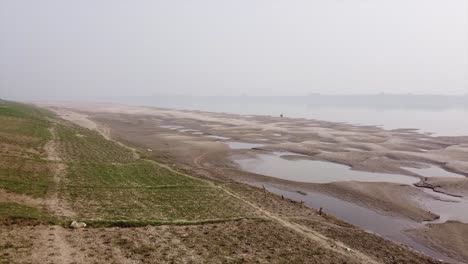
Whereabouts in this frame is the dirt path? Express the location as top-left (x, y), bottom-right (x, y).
top-left (29, 226), bottom-right (82, 264)
top-left (0, 126), bottom-right (75, 216)
top-left (32, 126), bottom-right (87, 264)
top-left (43, 126), bottom-right (76, 218)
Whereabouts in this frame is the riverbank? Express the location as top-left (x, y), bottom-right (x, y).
top-left (40, 102), bottom-right (468, 263)
top-left (4, 100), bottom-right (424, 263)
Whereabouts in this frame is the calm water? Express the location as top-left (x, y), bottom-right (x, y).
top-left (236, 153), bottom-right (467, 263)
top-left (142, 95), bottom-right (468, 136)
top-left (262, 185), bottom-right (458, 263)
top-left (415, 189), bottom-right (468, 224)
top-left (236, 152), bottom-right (420, 184)
top-left (405, 166), bottom-right (466, 178)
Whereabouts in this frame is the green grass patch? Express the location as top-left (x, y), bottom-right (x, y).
top-left (0, 202), bottom-right (59, 225)
top-left (65, 185), bottom-right (250, 221)
top-left (0, 156), bottom-right (52, 197)
top-left (66, 160), bottom-right (204, 187)
top-left (62, 158), bottom-right (252, 221)
top-left (54, 121), bottom-right (256, 222)
top-left (0, 101), bottom-right (51, 149)
top-left (85, 217), bottom-right (259, 228)
top-left (56, 123), bottom-right (135, 163)
top-left (0, 102), bottom-right (49, 120)
top-left (0, 102), bottom-right (54, 197)
top-left (0, 100), bottom-right (256, 226)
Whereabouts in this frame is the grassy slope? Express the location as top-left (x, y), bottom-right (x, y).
top-left (0, 202), bottom-right (58, 225)
top-left (0, 101), bottom-right (53, 197)
top-left (0, 100), bottom-right (255, 226)
top-left (57, 123), bottom-right (253, 223)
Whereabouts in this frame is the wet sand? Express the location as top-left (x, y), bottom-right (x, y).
top-left (408, 221), bottom-right (468, 263)
top-left (40, 102), bottom-right (468, 263)
top-left (416, 177), bottom-right (468, 197)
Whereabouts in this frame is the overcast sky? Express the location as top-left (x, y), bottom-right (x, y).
top-left (1, 0), bottom-right (467, 100)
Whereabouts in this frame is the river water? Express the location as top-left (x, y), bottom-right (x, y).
top-left (140, 95), bottom-right (468, 136)
top-left (146, 95), bottom-right (468, 261)
top-left (231, 152), bottom-right (467, 263)
top-left (236, 152), bottom-right (420, 184)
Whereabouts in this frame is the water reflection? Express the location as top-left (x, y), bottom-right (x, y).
top-left (262, 185), bottom-right (457, 263)
top-left (404, 166), bottom-right (465, 178)
top-left (137, 95), bottom-right (468, 136)
top-left (235, 152), bottom-right (419, 184)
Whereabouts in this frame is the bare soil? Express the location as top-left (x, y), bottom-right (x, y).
top-left (43, 125), bottom-right (76, 218)
top-left (0, 218), bottom-right (438, 264)
top-left (416, 177), bottom-right (468, 197)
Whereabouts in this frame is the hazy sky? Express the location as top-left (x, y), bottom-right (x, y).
top-left (1, 0), bottom-right (467, 100)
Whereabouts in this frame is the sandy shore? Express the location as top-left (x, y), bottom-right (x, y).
top-left (39, 102), bottom-right (468, 262)
top-left (416, 177), bottom-right (468, 197)
top-left (408, 221), bottom-right (468, 263)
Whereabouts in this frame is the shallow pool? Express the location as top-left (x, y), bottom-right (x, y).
top-left (235, 152), bottom-right (419, 184)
